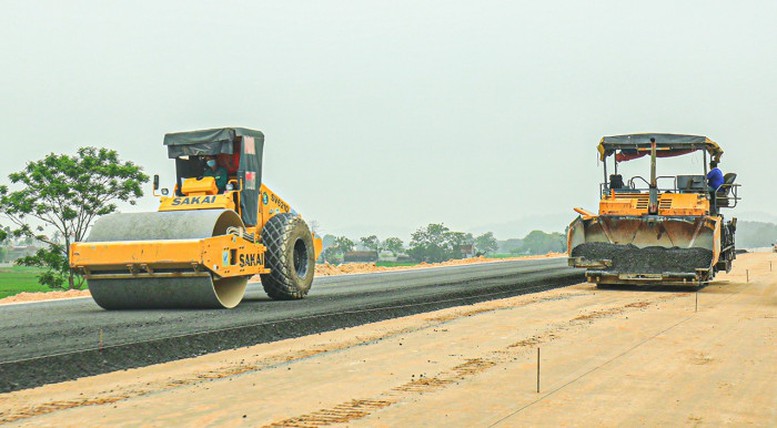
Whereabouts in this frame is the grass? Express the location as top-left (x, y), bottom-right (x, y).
top-left (0, 265), bottom-right (50, 299)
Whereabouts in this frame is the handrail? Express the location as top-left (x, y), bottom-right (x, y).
top-left (713, 183), bottom-right (742, 209)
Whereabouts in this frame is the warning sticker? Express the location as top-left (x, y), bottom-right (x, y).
top-left (243, 137), bottom-right (256, 155)
top-left (245, 171), bottom-right (256, 190)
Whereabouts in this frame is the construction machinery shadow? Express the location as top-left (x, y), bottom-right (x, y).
top-left (595, 283), bottom-right (707, 293)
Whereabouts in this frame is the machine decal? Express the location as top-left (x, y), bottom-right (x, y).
top-left (171, 196), bottom-right (219, 206)
top-left (270, 193), bottom-right (290, 212)
top-left (239, 253), bottom-right (262, 267)
top-left (243, 137), bottom-right (256, 154)
top-left (222, 250), bottom-right (230, 266)
top-left (262, 191), bottom-right (269, 205)
top-left (245, 171), bottom-right (256, 190)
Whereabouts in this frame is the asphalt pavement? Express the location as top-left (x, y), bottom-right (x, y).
top-left (0, 258), bottom-right (582, 392)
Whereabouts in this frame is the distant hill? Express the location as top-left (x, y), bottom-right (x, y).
top-left (736, 221), bottom-right (777, 249)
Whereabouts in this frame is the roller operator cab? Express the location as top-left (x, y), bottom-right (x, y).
top-left (567, 133), bottom-right (741, 287)
top-left (69, 127), bottom-right (323, 309)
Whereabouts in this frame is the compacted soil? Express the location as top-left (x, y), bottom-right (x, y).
top-left (2, 252), bottom-right (775, 427)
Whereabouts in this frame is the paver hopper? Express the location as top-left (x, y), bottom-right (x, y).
top-left (567, 134), bottom-right (740, 286)
top-left (70, 128), bottom-right (322, 309)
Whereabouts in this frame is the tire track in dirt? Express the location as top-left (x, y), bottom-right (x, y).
top-left (260, 292), bottom-right (688, 427)
top-left (0, 292), bottom-right (584, 424)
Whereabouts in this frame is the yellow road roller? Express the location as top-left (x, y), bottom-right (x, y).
top-left (70, 127), bottom-right (322, 309)
top-left (567, 133), bottom-right (741, 287)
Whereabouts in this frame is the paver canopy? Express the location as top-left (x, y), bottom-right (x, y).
top-left (597, 133), bottom-right (723, 163)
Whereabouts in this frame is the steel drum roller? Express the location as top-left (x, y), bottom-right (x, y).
top-left (84, 210), bottom-right (249, 309)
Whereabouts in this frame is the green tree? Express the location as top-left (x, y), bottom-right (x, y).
top-left (322, 236), bottom-right (355, 264)
top-left (333, 236), bottom-right (355, 254)
top-left (0, 147), bottom-right (148, 289)
top-left (474, 232), bottom-right (498, 255)
top-left (322, 247), bottom-right (340, 264)
top-left (407, 223), bottom-right (450, 263)
top-left (407, 223), bottom-right (470, 263)
top-left (520, 230), bottom-right (566, 255)
top-left (359, 235), bottom-right (381, 254)
top-left (383, 236), bottom-right (404, 256)
top-left (446, 231), bottom-right (472, 259)
top-left (0, 225), bottom-right (9, 262)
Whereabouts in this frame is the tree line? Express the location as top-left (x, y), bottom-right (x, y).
top-left (319, 225), bottom-right (566, 265)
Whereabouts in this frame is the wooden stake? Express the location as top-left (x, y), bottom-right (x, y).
top-left (746, 269), bottom-right (750, 283)
top-left (537, 348), bottom-right (541, 393)
top-left (99, 329), bottom-right (103, 352)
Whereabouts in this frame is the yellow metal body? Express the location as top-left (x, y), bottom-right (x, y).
top-left (569, 134), bottom-right (738, 287)
top-left (157, 181), bottom-right (322, 260)
top-left (599, 191), bottom-right (710, 217)
top-left (70, 234), bottom-right (269, 279)
top-left (568, 188), bottom-right (724, 286)
top-left (73, 179), bottom-right (322, 281)
top-left (181, 176), bottom-right (218, 196)
top-left (158, 193), bottom-right (238, 212)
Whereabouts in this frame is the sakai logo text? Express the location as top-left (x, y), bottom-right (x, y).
top-left (171, 196), bottom-right (218, 206)
top-left (239, 253), bottom-right (261, 267)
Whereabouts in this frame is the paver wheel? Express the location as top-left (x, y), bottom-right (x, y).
top-left (260, 213), bottom-right (315, 300)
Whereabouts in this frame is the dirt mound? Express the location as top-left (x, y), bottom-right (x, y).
top-left (0, 289), bottom-right (91, 305)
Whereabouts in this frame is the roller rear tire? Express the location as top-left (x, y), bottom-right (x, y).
top-left (260, 213), bottom-right (315, 300)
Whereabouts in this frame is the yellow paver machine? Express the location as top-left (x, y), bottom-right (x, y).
top-left (70, 127), bottom-right (322, 309)
top-left (567, 133), bottom-right (740, 287)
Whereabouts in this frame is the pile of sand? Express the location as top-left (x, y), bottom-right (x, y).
top-left (0, 289), bottom-right (91, 305)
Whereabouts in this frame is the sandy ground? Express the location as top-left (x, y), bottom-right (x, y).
top-left (2, 252), bottom-right (775, 427)
top-left (0, 254), bottom-right (563, 305)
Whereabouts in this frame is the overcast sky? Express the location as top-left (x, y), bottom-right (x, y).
top-left (1, 1), bottom-right (774, 240)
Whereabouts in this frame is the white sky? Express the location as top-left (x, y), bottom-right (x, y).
top-left (1, 1), bottom-right (775, 240)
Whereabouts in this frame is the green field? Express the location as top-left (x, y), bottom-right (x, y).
top-left (0, 266), bottom-right (50, 299)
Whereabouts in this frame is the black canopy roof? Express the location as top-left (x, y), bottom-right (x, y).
top-left (163, 127), bottom-right (265, 158)
top-left (163, 127), bottom-right (265, 226)
top-left (597, 133), bottom-right (723, 162)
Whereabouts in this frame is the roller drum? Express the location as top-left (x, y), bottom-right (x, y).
top-left (84, 210), bottom-right (249, 309)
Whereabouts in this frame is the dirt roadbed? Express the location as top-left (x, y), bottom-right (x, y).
top-left (2, 252), bottom-right (776, 426)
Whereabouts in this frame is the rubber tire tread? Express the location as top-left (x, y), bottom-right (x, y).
top-left (260, 213), bottom-right (315, 300)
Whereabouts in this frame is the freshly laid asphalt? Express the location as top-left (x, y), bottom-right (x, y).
top-left (0, 258), bottom-right (582, 393)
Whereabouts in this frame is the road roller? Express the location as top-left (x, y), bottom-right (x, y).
top-left (567, 133), bottom-right (741, 287)
top-left (69, 127), bottom-right (323, 309)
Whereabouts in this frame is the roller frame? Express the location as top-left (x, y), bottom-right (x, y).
top-left (71, 234), bottom-right (269, 279)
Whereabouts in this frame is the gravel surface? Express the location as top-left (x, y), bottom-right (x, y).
top-left (571, 242), bottom-right (713, 273)
top-left (0, 258), bottom-right (581, 393)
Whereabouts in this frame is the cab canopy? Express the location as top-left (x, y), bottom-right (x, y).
top-left (597, 133), bottom-right (723, 163)
top-left (164, 127), bottom-right (265, 158)
top-left (163, 127), bottom-right (264, 226)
